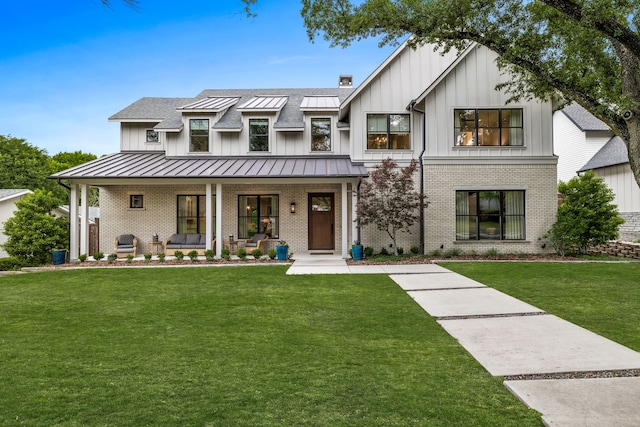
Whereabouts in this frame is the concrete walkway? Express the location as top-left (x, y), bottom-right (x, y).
top-left (288, 255), bottom-right (640, 426)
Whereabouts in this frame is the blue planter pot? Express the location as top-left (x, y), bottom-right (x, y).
top-left (52, 249), bottom-right (67, 265)
top-left (276, 245), bottom-right (288, 261)
top-left (351, 245), bottom-right (364, 261)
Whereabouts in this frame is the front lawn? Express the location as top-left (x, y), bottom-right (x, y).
top-left (443, 262), bottom-right (640, 351)
top-left (0, 266), bottom-right (541, 426)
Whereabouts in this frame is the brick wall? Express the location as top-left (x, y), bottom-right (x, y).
top-left (423, 163), bottom-right (557, 254)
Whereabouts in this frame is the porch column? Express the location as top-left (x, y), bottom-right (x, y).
top-left (341, 182), bottom-right (348, 259)
top-left (206, 183), bottom-right (213, 251)
top-left (216, 183), bottom-right (222, 258)
top-left (79, 184), bottom-right (89, 257)
top-left (351, 181), bottom-right (358, 248)
top-left (69, 184), bottom-right (79, 260)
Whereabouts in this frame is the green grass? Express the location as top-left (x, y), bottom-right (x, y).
top-left (0, 266), bottom-right (541, 426)
top-left (443, 262), bottom-right (640, 351)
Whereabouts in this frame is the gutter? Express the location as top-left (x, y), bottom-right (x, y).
top-left (407, 99), bottom-right (426, 254)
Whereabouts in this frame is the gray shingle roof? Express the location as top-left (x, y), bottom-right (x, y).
top-left (0, 189), bottom-right (31, 201)
top-left (50, 152), bottom-right (367, 179)
top-left (578, 136), bottom-right (629, 172)
top-left (561, 103), bottom-right (611, 132)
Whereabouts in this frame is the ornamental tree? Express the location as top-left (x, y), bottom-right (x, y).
top-left (546, 170), bottom-right (624, 255)
top-left (2, 189), bottom-right (69, 265)
top-left (356, 158), bottom-right (426, 254)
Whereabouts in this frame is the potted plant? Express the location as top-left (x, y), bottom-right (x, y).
top-left (276, 240), bottom-right (289, 261)
top-left (51, 246), bottom-right (68, 265)
top-left (351, 240), bottom-right (364, 261)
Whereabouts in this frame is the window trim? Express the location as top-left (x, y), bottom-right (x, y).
top-left (455, 190), bottom-right (526, 241)
top-left (248, 118), bottom-right (270, 152)
top-left (454, 108), bottom-right (524, 147)
top-left (310, 117), bottom-right (332, 152)
top-left (189, 118), bottom-right (210, 153)
top-left (366, 113), bottom-right (411, 150)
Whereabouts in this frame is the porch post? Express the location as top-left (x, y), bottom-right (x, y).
top-left (206, 183), bottom-right (213, 251)
top-left (216, 183), bottom-right (222, 258)
top-left (351, 181), bottom-right (358, 249)
top-left (69, 184), bottom-right (79, 260)
top-left (341, 182), bottom-right (348, 259)
top-left (79, 184), bottom-right (89, 257)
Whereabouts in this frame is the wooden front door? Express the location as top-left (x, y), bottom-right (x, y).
top-left (308, 193), bottom-right (335, 250)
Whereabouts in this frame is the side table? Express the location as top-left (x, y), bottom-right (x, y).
top-left (148, 241), bottom-right (163, 255)
top-left (224, 240), bottom-right (239, 254)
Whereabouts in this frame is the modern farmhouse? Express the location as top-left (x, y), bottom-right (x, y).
top-left (52, 41), bottom-right (558, 260)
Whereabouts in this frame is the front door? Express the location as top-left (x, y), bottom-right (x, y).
top-left (308, 193), bottom-right (334, 250)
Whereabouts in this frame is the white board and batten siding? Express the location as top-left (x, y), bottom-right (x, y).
top-left (596, 164), bottom-right (640, 212)
top-left (423, 46), bottom-right (554, 161)
top-left (120, 122), bottom-right (166, 152)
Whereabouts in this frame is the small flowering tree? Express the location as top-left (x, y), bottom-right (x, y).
top-left (356, 158), bottom-right (427, 254)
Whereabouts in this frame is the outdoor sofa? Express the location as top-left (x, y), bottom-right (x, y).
top-left (163, 233), bottom-right (215, 256)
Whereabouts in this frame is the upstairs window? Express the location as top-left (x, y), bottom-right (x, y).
top-left (367, 114), bottom-right (410, 149)
top-left (189, 119), bottom-right (209, 152)
top-left (311, 118), bottom-right (331, 151)
top-left (146, 130), bottom-right (159, 143)
top-left (249, 119), bottom-right (269, 152)
top-left (455, 109), bottom-right (523, 146)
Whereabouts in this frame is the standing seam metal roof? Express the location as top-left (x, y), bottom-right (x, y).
top-left (50, 152), bottom-right (367, 179)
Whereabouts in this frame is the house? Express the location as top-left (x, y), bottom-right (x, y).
top-left (554, 103), bottom-right (640, 241)
top-left (0, 189), bottom-right (32, 258)
top-left (52, 41), bottom-right (558, 260)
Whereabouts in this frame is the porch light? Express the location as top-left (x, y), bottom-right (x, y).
top-left (290, 202), bottom-right (296, 214)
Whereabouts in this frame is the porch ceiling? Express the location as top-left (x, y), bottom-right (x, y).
top-left (50, 152), bottom-right (368, 180)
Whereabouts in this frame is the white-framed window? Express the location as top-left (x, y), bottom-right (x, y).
top-left (454, 109), bottom-right (523, 146)
top-left (189, 119), bottom-right (209, 152)
top-left (146, 129), bottom-right (159, 143)
top-left (311, 118), bottom-right (331, 151)
top-left (366, 114), bottom-right (410, 149)
top-left (249, 118), bottom-right (269, 152)
top-left (456, 190), bottom-right (525, 240)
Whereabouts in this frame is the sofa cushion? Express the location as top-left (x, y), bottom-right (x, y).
top-left (169, 234), bottom-right (186, 244)
top-left (118, 234), bottom-right (134, 246)
top-left (186, 234), bottom-right (201, 245)
top-left (166, 243), bottom-right (182, 249)
top-left (249, 233), bottom-right (266, 243)
top-left (200, 234), bottom-right (208, 245)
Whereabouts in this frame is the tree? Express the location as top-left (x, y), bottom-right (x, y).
top-left (49, 151), bottom-right (100, 207)
top-left (238, 0), bottom-right (640, 188)
top-left (356, 158), bottom-right (426, 254)
top-left (0, 135), bottom-right (61, 199)
top-left (2, 189), bottom-right (69, 265)
top-left (545, 171), bottom-right (624, 255)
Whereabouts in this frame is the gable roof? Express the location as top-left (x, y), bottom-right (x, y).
top-left (578, 136), bottom-right (628, 172)
top-left (0, 189), bottom-right (32, 202)
top-left (560, 103), bottom-right (611, 132)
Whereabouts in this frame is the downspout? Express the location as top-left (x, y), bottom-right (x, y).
top-left (407, 100), bottom-right (426, 254)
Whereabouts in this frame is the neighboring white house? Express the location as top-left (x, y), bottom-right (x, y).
top-left (554, 103), bottom-right (640, 241)
top-left (0, 189), bottom-right (32, 258)
top-left (52, 41), bottom-right (558, 260)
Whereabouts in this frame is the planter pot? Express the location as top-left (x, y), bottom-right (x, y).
top-left (52, 249), bottom-right (67, 265)
top-left (276, 245), bottom-right (288, 261)
top-left (351, 245), bottom-right (364, 261)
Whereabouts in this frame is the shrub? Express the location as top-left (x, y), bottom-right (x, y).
top-left (237, 248), bottom-right (247, 260)
top-left (484, 248), bottom-right (500, 257)
top-left (251, 249), bottom-right (262, 259)
top-left (107, 253), bottom-right (117, 263)
top-left (545, 171), bottom-right (625, 256)
top-left (188, 250), bottom-right (199, 262)
top-left (204, 249), bottom-right (215, 261)
top-left (410, 245), bottom-right (420, 254)
top-left (158, 253), bottom-right (166, 263)
top-left (221, 248), bottom-right (231, 261)
top-left (267, 249), bottom-right (276, 259)
top-left (380, 247), bottom-right (389, 256)
top-left (364, 246), bottom-right (374, 257)
top-left (126, 254), bottom-right (134, 263)
top-left (174, 250), bottom-right (184, 261)
top-left (144, 253), bottom-right (152, 263)
top-left (0, 257), bottom-right (30, 271)
top-left (396, 247), bottom-right (404, 255)
top-left (429, 249), bottom-right (442, 257)
top-left (92, 252), bottom-right (105, 261)
top-left (443, 248), bottom-right (461, 258)
top-left (78, 254), bottom-right (88, 263)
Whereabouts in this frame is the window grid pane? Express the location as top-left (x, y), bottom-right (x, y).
top-left (177, 195), bottom-right (215, 235)
top-left (249, 119), bottom-right (269, 151)
top-left (367, 114), bottom-right (410, 149)
top-left (238, 195), bottom-right (279, 239)
top-left (190, 119), bottom-right (209, 152)
top-left (454, 109), bottom-right (523, 146)
top-left (311, 118), bottom-right (331, 151)
top-left (456, 191), bottom-right (525, 240)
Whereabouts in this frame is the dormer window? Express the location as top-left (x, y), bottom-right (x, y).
top-left (189, 119), bottom-right (209, 152)
top-left (311, 118), bottom-right (331, 151)
top-left (249, 119), bottom-right (269, 152)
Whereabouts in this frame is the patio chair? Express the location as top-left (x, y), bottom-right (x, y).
top-left (114, 234), bottom-right (138, 258)
top-left (244, 233), bottom-right (267, 254)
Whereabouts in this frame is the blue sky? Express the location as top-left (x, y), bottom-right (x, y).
top-left (0, 0), bottom-right (396, 156)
